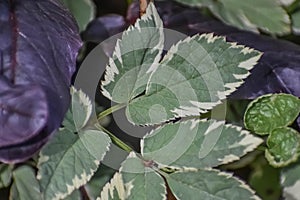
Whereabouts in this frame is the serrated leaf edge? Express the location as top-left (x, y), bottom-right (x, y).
top-left (168, 168), bottom-right (261, 200)
top-left (101, 2), bottom-right (164, 101)
top-left (141, 119), bottom-right (263, 167)
top-left (37, 130), bottom-right (111, 200)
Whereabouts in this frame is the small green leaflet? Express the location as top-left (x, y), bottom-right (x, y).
top-left (0, 164), bottom-right (12, 188)
top-left (10, 166), bottom-right (42, 200)
top-left (37, 88), bottom-right (111, 200)
top-left (101, 2), bottom-right (164, 103)
top-left (71, 87), bottom-right (93, 131)
top-left (244, 93), bottom-right (300, 135)
top-left (249, 156), bottom-right (281, 200)
top-left (61, 0), bottom-right (95, 32)
top-left (174, 0), bottom-right (290, 35)
top-left (127, 34), bottom-right (261, 125)
top-left (265, 127), bottom-right (300, 167)
top-left (281, 160), bottom-right (300, 200)
top-left (292, 10), bottom-right (300, 35)
top-left (166, 169), bottom-right (261, 200)
top-left (141, 119), bottom-right (263, 168)
top-left (98, 153), bottom-right (166, 200)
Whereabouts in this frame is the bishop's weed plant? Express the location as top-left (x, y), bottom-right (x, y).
top-left (2, 1), bottom-right (300, 200)
top-left (38, 3), bottom-right (264, 200)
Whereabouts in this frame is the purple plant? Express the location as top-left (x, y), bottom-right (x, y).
top-left (0, 0), bottom-right (82, 163)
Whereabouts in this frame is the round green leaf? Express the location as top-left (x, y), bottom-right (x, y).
top-left (244, 94), bottom-right (300, 135)
top-left (61, 0), bottom-right (95, 32)
top-left (266, 127), bottom-right (300, 167)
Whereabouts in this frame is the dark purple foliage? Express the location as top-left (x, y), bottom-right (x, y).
top-left (84, 1), bottom-right (300, 99)
top-left (0, 0), bottom-right (82, 163)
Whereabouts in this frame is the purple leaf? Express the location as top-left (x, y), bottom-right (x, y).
top-left (0, 0), bottom-right (82, 163)
top-left (82, 14), bottom-right (126, 43)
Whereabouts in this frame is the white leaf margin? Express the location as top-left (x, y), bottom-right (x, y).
top-left (101, 2), bottom-right (164, 100)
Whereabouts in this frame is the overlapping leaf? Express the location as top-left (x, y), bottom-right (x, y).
top-left (265, 127), bottom-right (300, 167)
top-left (174, 0), bottom-right (290, 35)
top-left (10, 166), bottom-right (42, 200)
top-left (141, 119), bottom-right (262, 168)
top-left (38, 89), bottom-right (111, 200)
top-left (101, 2), bottom-right (164, 103)
top-left (61, 0), bottom-right (95, 31)
top-left (126, 33), bottom-right (261, 125)
top-left (0, 0), bottom-right (82, 163)
top-left (99, 153), bottom-right (166, 200)
top-left (167, 169), bottom-right (260, 200)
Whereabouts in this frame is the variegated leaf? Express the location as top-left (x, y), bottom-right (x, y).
top-left (166, 169), bottom-right (261, 200)
top-left (71, 87), bottom-right (93, 131)
top-left (37, 129), bottom-right (111, 200)
top-left (101, 2), bottom-right (164, 103)
top-left (98, 152), bottom-right (166, 200)
top-left (174, 0), bottom-right (290, 35)
top-left (127, 34), bottom-right (261, 125)
top-left (141, 119), bottom-right (263, 168)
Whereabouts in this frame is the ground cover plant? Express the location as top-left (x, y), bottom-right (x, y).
top-left (0, 0), bottom-right (300, 199)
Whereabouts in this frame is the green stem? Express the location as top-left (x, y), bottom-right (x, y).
top-left (98, 103), bottom-right (127, 120)
top-left (95, 124), bottom-right (133, 153)
top-left (286, 0), bottom-right (300, 14)
top-left (257, 145), bottom-right (267, 152)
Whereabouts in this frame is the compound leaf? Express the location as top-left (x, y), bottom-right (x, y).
top-left (127, 34), bottom-right (261, 125)
top-left (166, 169), bottom-right (260, 200)
top-left (101, 2), bottom-right (164, 103)
top-left (141, 119), bottom-right (263, 168)
top-left (244, 94), bottom-right (300, 135)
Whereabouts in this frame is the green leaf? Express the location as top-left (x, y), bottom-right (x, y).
top-left (265, 127), bottom-right (300, 167)
top-left (249, 156), bottom-right (281, 200)
top-left (37, 129), bottom-right (111, 200)
top-left (10, 166), bottom-right (42, 200)
top-left (99, 153), bottom-right (166, 200)
top-left (101, 2), bottom-right (164, 104)
top-left (244, 93), bottom-right (300, 135)
top-left (63, 190), bottom-right (81, 200)
top-left (0, 164), bottom-right (13, 188)
top-left (166, 169), bottom-right (261, 200)
top-left (174, 0), bottom-right (291, 35)
top-left (61, 0), bottom-right (95, 32)
top-left (127, 34), bottom-right (261, 125)
top-left (71, 87), bottom-right (93, 131)
top-left (281, 160), bottom-right (300, 200)
top-left (292, 10), bottom-right (300, 34)
top-left (142, 119), bottom-right (263, 168)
